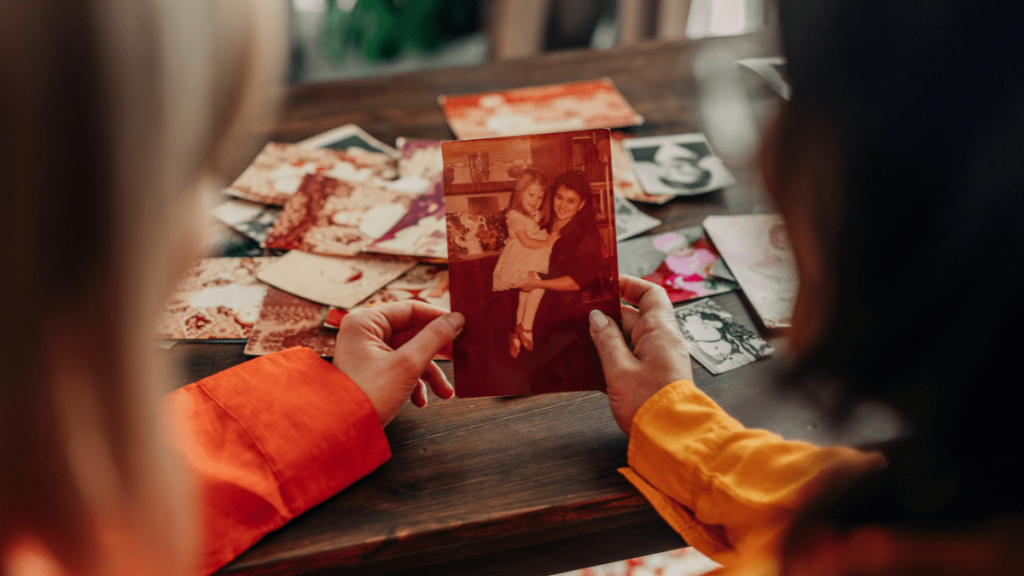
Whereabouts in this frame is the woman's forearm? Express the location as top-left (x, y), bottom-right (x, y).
top-left (537, 275), bottom-right (580, 292)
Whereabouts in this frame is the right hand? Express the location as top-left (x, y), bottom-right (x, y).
top-left (333, 301), bottom-right (464, 426)
top-left (589, 276), bottom-right (693, 435)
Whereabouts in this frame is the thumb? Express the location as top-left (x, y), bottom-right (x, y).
top-left (589, 309), bottom-right (635, 375)
top-left (396, 312), bottom-right (465, 370)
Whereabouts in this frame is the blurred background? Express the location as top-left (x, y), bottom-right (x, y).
top-left (289, 0), bottom-right (766, 84)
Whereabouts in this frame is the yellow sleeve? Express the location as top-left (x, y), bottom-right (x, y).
top-left (620, 379), bottom-right (878, 565)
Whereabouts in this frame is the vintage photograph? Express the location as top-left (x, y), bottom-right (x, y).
top-left (703, 214), bottom-right (798, 328)
top-left (256, 250), bottom-right (415, 309)
top-left (156, 257), bottom-right (276, 340)
top-left (673, 299), bottom-right (774, 375)
top-left (442, 129), bottom-right (621, 397)
top-left (298, 123), bottom-right (401, 158)
top-left (244, 287), bottom-right (336, 357)
top-left (609, 133), bottom-right (672, 205)
top-left (212, 198), bottom-right (282, 245)
top-left (263, 174), bottom-right (416, 257)
top-left (624, 133), bottom-right (736, 196)
top-left (324, 264), bottom-right (450, 329)
top-left (365, 139), bottom-right (448, 260)
top-left (439, 78), bottom-right (644, 140)
top-left (614, 194), bottom-right (661, 241)
top-left (640, 230), bottom-right (739, 303)
top-left (226, 141), bottom-right (397, 205)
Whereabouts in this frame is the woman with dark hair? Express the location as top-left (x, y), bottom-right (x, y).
top-left (521, 171), bottom-right (618, 393)
top-left (588, 1), bottom-right (1024, 574)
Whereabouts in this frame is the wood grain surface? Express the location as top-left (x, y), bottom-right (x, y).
top-left (168, 32), bottom-right (892, 576)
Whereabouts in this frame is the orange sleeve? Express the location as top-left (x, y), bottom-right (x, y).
top-left (620, 379), bottom-right (879, 566)
top-left (165, 347), bottom-right (390, 576)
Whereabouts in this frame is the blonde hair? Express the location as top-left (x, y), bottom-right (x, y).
top-left (507, 169), bottom-right (550, 226)
top-left (0, 2), bottom-right (286, 575)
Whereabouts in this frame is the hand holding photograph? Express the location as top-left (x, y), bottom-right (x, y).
top-left (442, 129), bottom-right (621, 397)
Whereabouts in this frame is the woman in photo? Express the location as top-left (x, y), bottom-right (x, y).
top-left (491, 169), bottom-right (558, 357)
top-left (521, 171), bottom-right (616, 393)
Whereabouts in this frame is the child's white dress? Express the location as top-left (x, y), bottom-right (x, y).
top-left (492, 210), bottom-right (553, 291)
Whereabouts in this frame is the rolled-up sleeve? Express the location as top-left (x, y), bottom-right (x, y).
top-left (166, 347), bottom-right (390, 576)
top-left (620, 379), bottom-right (877, 565)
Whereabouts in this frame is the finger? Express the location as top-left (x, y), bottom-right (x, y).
top-left (620, 303), bottom-right (640, 336)
top-left (589, 309), bottom-right (637, 376)
top-left (370, 300), bottom-right (451, 336)
top-left (619, 275), bottom-right (674, 315)
top-left (411, 380), bottom-right (428, 408)
top-left (394, 312), bottom-right (465, 376)
top-left (421, 360), bottom-right (455, 399)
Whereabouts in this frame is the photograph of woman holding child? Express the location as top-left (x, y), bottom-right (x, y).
top-left (442, 131), bottom-right (619, 398)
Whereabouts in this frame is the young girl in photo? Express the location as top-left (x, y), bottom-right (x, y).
top-left (492, 169), bottom-right (558, 356)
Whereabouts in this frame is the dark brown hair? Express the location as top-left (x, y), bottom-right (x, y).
top-left (771, 0), bottom-right (1024, 555)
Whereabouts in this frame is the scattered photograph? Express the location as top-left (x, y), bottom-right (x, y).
top-left (364, 139), bottom-right (447, 260)
top-left (442, 129), bottom-right (621, 397)
top-left (324, 264), bottom-right (450, 328)
top-left (298, 123), bottom-right (400, 158)
top-left (624, 133), bottom-right (736, 196)
top-left (439, 78), bottom-right (643, 140)
top-left (736, 57), bottom-right (791, 100)
top-left (610, 133), bottom-right (672, 204)
top-left (212, 198), bottom-right (282, 244)
top-left (156, 257), bottom-right (277, 340)
top-left (641, 231), bottom-right (739, 303)
top-left (673, 299), bottom-right (774, 375)
top-left (703, 214), bottom-right (798, 328)
top-left (395, 137), bottom-right (444, 180)
top-left (244, 287), bottom-right (336, 357)
top-left (709, 258), bottom-right (736, 282)
top-left (263, 174), bottom-right (415, 257)
top-left (200, 220), bottom-right (270, 258)
top-left (225, 142), bottom-right (397, 205)
top-left (256, 249), bottom-right (416, 309)
top-left (616, 225), bottom-right (704, 279)
top-left (614, 195), bottom-right (662, 241)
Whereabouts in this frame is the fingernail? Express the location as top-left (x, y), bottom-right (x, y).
top-left (589, 309), bottom-right (609, 331)
top-left (444, 312), bottom-right (465, 331)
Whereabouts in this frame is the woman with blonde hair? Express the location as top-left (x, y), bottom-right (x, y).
top-left (0, 2), bottom-right (462, 575)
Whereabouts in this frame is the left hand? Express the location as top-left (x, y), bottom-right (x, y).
top-left (589, 275), bottom-right (692, 435)
top-left (333, 301), bottom-right (465, 426)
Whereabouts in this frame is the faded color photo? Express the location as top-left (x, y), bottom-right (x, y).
top-left (443, 129), bottom-right (620, 397)
top-left (156, 257), bottom-right (276, 340)
top-left (439, 78), bottom-right (643, 140)
top-left (703, 214), bottom-right (798, 328)
top-left (226, 141), bottom-right (397, 205)
top-left (263, 174), bottom-right (414, 257)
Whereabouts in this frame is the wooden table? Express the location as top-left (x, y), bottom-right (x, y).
top-left (172, 32), bottom-right (888, 576)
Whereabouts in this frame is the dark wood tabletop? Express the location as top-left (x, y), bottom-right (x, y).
top-left (173, 32), bottom-right (890, 576)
